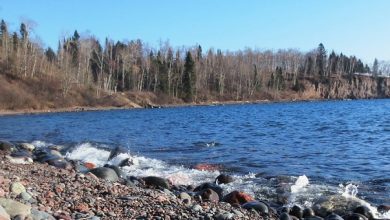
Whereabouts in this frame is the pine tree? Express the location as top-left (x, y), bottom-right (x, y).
top-left (45, 47), bottom-right (56, 62)
top-left (316, 43), bottom-right (327, 77)
top-left (182, 51), bottom-right (195, 102)
top-left (372, 58), bottom-right (379, 76)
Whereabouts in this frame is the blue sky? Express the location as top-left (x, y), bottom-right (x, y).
top-left (1, 0), bottom-right (389, 62)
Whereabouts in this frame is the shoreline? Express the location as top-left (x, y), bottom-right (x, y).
top-left (0, 97), bottom-right (373, 116)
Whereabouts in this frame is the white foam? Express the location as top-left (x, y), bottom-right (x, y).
top-left (65, 143), bottom-right (110, 167)
top-left (341, 183), bottom-right (358, 197)
top-left (31, 140), bottom-right (52, 148)
top-left (291, 175), bottom-right (309, 193)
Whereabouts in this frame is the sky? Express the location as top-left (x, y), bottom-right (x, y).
top-left (0, 0), bottom-right (389, 63)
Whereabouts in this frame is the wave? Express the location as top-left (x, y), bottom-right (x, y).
top-left (29, 141), bottom-right (390, 218)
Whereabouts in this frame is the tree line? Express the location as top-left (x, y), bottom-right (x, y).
top-left (0, 19), bottom-right (385, 102)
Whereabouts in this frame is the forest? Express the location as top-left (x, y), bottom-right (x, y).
top-left (0, 19), bottom-right (389, 110)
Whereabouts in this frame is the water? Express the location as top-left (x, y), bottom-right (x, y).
top-left (0, 99), bottom-right (389, 214)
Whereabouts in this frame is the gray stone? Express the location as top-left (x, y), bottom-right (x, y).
top-left (0, 205), bottom-right (10, 220)
top-left (10, 182), bottom-right (26, 195)
top-left (242, 201), bottom-right (269, 215)
top-left (313, 195), bottom-right (369, 217)
top-left (179, 192), bottom-right (191, 201)
top-left (0, 141), bottom-right (14, 152)
top-left (29, 208), bottom-right (55, 220)
top-left (324, 213), bottom-right (343, 220)
top-left (191, 204), bottom-right (203, 212)
top-left (142, 176), bottom-right (170, 189)
top-left (215, 212), bottom-right (234, 220)
top-left (279, 212), bottom-right (291, 220)
top-left (0, 198), bottom-right (31, 218)
top-left (89, 167), bottom-right (119, 182)
top-left (19, 192), bottom-right (32, 202)
top-left (19, 143), bottom-right (35, 151)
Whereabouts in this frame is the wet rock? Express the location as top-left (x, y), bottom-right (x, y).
top-left (107, 146), bottom-right (126, 161)
top-left (178, 192), bottom-right (192, 202)
top-left (0, 198), bottom-right (31, 218)
top-left (242, 201), bottom-right (269, 216)
top-left (305, 216), bottom-right (324, 220)
top-left (103, 164), bottom-right (124, 178)
top-left (343, 213), bottom-right (368, 220)
top-left (19, 143), bottom-right (35, 151)
top-left (279, 212), bottom-right (291, 220)
top-left (10, 150), bottom-right (32, 158)
top-left (215, 174), bottom-right (234, 184)
top-left (118, 158), bottom-right (133, 167)
top-left (10, 182), bottom-right (26, 195)
top-left (47, 159), bottom-right (72, 169)
top-left (222, 191), bottom-right (254, 205)
top-left (198, 188), bottom-right (219, 203)
top-left (0, 205), bottom-right (10, 220)
top-left (125, 176), bottom-right (141, 187)
top-left (377, 205), bottom-right (390, 214)
top-left (194, 182), bottom-right (223, 198)
top-left (324, 213), bottom-right (343, 220)
top-left (353, 206), bottom-right (373, 220)
top-left (290, 205), bottom-right (303, 219)
top-left (29, 208), bottom-right (55, 220)
top-left (89, 167), bottom-right (119, 182)
top-left (142, 176), bottom-right (170, 189)
top-left (0, 141), bottom-right (14, 153)
top-left (303, 208), bottom-right (316, 218)
top-left (313, 195), bottom-right (368, 217)
top-left (84, 162), bottom-right (96, 169)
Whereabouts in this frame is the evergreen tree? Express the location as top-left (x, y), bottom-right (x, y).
top-left (316, 43), bottom-right (327, 77)
top-left (182, 51), bottom-right (195, 102)
top-left (45, 47), bottom-right (56, 62)
top-left (20, 23), bottom-right (28, 41)
top-left (372, 58), bottom-right (379, 76)
top-left (0, 19), bottom-right (8, 45)
top-left (12, 32), bottom-right (18, 52)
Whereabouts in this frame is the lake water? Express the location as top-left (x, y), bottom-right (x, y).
top-left (0, 99), bottom-right (389, 209)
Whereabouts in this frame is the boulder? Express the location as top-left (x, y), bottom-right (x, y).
top-left (107, 146), bottom-right (126, 161)
top-left (242, 201), bottom-right (269, 216)
top-left (194, 182), bottom-right (223, 199)
top-left (290, 205), bottom-right (303, 219)
top-left (29, 208), bottom-right (55, 220)
top-left (0, 198), bottom-right (31, 218)
top-left (377, 205), bottom-right (390, 214)
top-left (197, 188), bottom-right (219, 203)
top-left (279, 212), bottom-right (291, 220)
top-left (47, 159), bottom-right (72, 169)
top-left (5, 155), bottom-right (33, 165)
top-left (18, 143), bottom-right (35, 151)
top-left (353, 206), bottom-right (374, 220)
top-left (89, 167), bottom-right (119, 182)
top-left (142, 176), bottom-right (170, 189)
top-left (222, 191), bottom-right (254, 205)
top-left (324, 213), bottom-right (343, 220)
top-left (303, 208), bottom-right (316, 218)
top-left (118, 158), bottom-right (133, 167)
top-left (0, 141), bottom-right (14, 153)
top-left (103, 164), bottom-right (124, 178)
top-left (343, 213), bottom-right (368, 220)
top-left (215, 174), bottom-right (234, 184)
top-left (312, 195), bottom-right (369, 217)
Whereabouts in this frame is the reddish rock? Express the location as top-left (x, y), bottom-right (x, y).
top-left (222, 191), bottom-right (254, 205)
top-left (74, 203), bottom-right (89, 213)
top-left (84, 162), bottom-right (96, 169)
top-left (193, 163), bottom-right (221, 171)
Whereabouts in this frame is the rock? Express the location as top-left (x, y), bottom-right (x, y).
top-left (178, 192), bottom-right (192, 202)
top-left (89, 167), bottom-right (119, 182)
top-left (29, 208), bottom-right (55, 220)
top-left (290, 205), bottom-right (303, 219)
top-left (74, 203), bottom-right (89, 213)
top-left (84, 162), bottom-right (96, 169)
top-left (0, 198), bottom-right (31, 218)
top-left (47, 159), bottom-right (72, 169)
top-left (10, 150), bottom-right (32, 158)
top-left (312, 195), bottom-right (369, 217)
top-left (222, 191), bottom-right (254, 205)
top-left (194, 182), bottom-right (223, 198)
top-left (324, 213), bottom-right (343, 220)
top-left (0, 188), bottom-right (5, 197)
top-left (0, 205), bottom-right (10, 220)
top-left (191, 204), bottom-right (203, 212)
top-left (19, 143), bottom-right (35, 151)
top-left (19, 192), bottom-right (32, 202)
top-left (215, 174), bottom-right (234, 184)
top-left (377, 205), bottom-right (390, 214)
top-left (107, 146), bottom-right (126, 161)
top-left (198, 188), bottom-right (219, 203)
top-left (142, 176), bottom-right (170, 189)
top-left (279, 212), bottom-right (291, 220)
top-left (5, 155), bottom-right (33, 165)
top-left (0, 141), bottom-right (14, 153)
top-left (125, 176), bottom-right (141, 187)
top-left (103, 164), bottom-right (124, 178)
top-left (343, 213), bottom-right (368, 220)
top-left (232, 210), bottom-right (244, 218)
top-left (118, 158), bottom-right (133, 167)
top-left (242, 201), bottom-right (269, 216)
top-left (303, 208), bottom-right (316, 218)
top-left (215, 211), bottom-right (234, 220)
top-left (353, 206), bottom-right (373, 219)
top-left (305, 217), bottom-right (324, 220)
top-left (10, 182), bottom-right (26, 195)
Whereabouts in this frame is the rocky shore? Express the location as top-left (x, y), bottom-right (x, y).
top-left (0, 140), bottom-right (388, 220)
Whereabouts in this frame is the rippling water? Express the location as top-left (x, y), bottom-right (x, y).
top-left (0, 99), bottom-right (389, 206)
